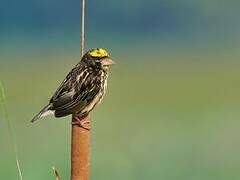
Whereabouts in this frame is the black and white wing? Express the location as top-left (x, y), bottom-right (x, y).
top-left (50, 64), bottom-right (103, 117)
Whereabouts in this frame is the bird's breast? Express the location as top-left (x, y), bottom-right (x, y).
top-left (81, 71), bottom-right (108, 113)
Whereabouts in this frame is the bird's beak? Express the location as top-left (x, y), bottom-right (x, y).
top-left (101, 57), bottom-right (116, 66)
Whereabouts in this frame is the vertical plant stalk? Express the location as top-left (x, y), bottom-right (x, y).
top-left (80, 0), bottom-right (85, 56)
top-left (71, 0), bottom-right (89, 179)
top-left (0, 81), bottom-right (23, 180)
top-left (71, 115), bottom-right (89, 180)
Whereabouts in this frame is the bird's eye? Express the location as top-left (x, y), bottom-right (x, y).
top-left (93, 58), bottom-right (101, 63)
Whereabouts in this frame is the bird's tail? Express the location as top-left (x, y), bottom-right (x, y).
top-left (31, 104), bottom-right (54, 123)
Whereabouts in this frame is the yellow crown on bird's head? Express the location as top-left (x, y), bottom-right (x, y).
top-left (88, 48), bottom-right (109, 58)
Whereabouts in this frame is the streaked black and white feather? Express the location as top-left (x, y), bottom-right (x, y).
top-left (31, 48), bottom-right (115, 123)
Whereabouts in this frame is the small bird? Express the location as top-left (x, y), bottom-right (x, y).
top-left (31, 48), bottom-right (115, 129)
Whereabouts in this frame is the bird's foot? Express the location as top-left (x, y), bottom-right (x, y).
top-left (72, 115), bottom-right (90, 131)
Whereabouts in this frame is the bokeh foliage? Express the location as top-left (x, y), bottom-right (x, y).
top-left (1, 0), bottom-right (240, 179)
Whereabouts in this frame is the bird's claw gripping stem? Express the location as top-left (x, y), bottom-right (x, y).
top-left (72, 115), bottom-right (90, 131)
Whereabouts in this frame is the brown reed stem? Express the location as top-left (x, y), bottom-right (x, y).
top-left (71, 115), bottom-right (89, 180)
top-left (71, 1), bottom-right (87, 178)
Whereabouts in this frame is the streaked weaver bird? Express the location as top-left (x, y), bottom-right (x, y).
top-left (31, 48), bottom-right (115, 130)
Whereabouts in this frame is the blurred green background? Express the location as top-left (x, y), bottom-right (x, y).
top-left (1, 0), bottom-right (240, 179)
